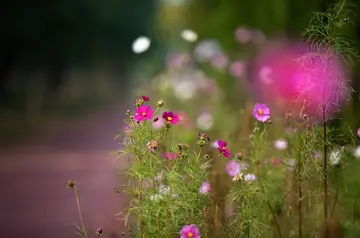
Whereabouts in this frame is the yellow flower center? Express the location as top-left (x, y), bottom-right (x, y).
top-left (142, 112), bottom-right (147, 116)
top-left (188, 232), bottom-right (193, 238)
top-left (257, 109), bottom-right (263, 115)
top-left (167, 117), bottom-right (173, 121)
top-left (222, 146), bottom-right (227, 151)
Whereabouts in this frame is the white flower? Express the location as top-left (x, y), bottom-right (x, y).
top-left (329, 149), bottom-right (342, 165)
top-left (354, 146), bottom-right (360, 159)
top-left (244, 173), bottom-right (256, 183)
top-left (274, 139), bottom-right (288, 150)
top-left (193, 39), bottom-right (221, 62)
top-left (196, 112), bottom-right (214, 131)
top-left (287, 159), bottom-right (296, 171)
top-left (150, 194), bottom-right (163, 202)
top-left (172, 79), bottom-right (197, 101)
top-left (211, 140), bottom-right (219, 148)
top-left (232, 173), bottom-right (243, 182)
top-left (159, 184), bottom-right (171, 195)
top-left (132, 36), bottom-right (151, 54)
top-left (181, 29), bottom-right (198, 42)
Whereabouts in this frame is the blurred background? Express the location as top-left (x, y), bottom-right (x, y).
top-left (0, 0), bottom-right (359, 237)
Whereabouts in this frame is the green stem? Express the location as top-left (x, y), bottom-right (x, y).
top-left (322, 106), bottom-right (328, 236)
top-left (74, 189), bottom-right (88, 238)
top-left (296, 135), bottom-right (303, 238)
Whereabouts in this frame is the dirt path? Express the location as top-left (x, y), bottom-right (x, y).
top-left (0, 101), bottom-right (131, 238)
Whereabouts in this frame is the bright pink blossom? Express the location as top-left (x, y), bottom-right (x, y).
top-left (162, 152), bottom-right (177, 160)
top-left (142, 96), bottom-right (150, 101)
top-left (226, 160), bottom-right (241, 177)
top-left (162, 111), bottom-right (179, 124)
top-left (250, 41), bottom-right (348, 120)
top-left (217, 140), bottom-right (231, 158)
top-left (134, 105), bottom-right (153, 122)
top-left (252, 103), bottom-right (270, 122)
top-left (180, 224), bottom-right (200, 238)
top-left (199, 181), bottom-right (211, 194)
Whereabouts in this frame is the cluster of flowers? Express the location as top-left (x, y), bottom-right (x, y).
top-left (130, 97), bottom-right (274, 237)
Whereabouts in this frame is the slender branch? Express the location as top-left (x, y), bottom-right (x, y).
top-left (73, 189), bottom-right (88, 238)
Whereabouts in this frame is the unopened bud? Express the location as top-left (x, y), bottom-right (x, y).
top-left (157, 100), bottom-right (164, 107)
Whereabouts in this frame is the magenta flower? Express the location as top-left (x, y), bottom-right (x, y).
top-left (142, 96), bottom-right (150, 101)
top-left (134, 105), bottom-right (153, 122)
top-left (249, 42), bottom-right (349, 121)
top-left (252, 103), bottom-right (270, 122)
top-left (357, 128), bottom-right (360, 137)
top-left (162, 111), bottom-right (179, 124)
top-left (199, 181), bottom-right (211, 194)
top-left (162, 152), bottom-right (177, 160)
top-left (180, 224), bottom-right (200, 238)
top-left (226, 160), bottom-right (241, 177)
top-left (96, 228), bottom-right (103, 236)
top-left (217, 140), bottom-right (231, 158)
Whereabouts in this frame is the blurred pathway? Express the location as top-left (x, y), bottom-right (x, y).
top-left (0, 102), bottom-right (130, 238)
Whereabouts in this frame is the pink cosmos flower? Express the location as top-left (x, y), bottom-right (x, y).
top-left (226, 160), bottom-right (241, 177)
top-left (210, 52), bottom-right (229, 70)
top-left (271, 158), bottom-right (281, 166)
top-left (180, 224), bottom-right (200, 238)
top-left (142, 96), bottom-right (150, 101)
top-left (250, 41), bottom-right (348, 120)
top-left (162, 152), bottom-right (177, 160)
top-left (252, 103), bottom-right (270, 122)
top-left (166, 53), bottom-right (188, 69)
top-left (235, 27), bottom-right (252, 44)
top-left (229, 61), bottom-right (245, 78)
top-left (162, 111), bottom-right (179, 124)
top-left (217, 140), bottom-right (231, 158)
top-left (244, 173), bottom-right (256, 182)
top-left (178, 112), bottom-right (193, 130)
top-left (199, 181), bottom-right (211, 194)
top-left (134, 105), bottom-right (153, 122)
top-left (357, 128), bottom-right (360, 137)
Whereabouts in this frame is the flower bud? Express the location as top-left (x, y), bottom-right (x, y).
top-left (157, 100), bottom-right (164, 107)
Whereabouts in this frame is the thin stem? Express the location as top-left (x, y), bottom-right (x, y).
top-left (166, 208), bottom-right (171, 237)
top-left (73, 189), bottom-right (88, 238)
top-left (322, 106), bottom-right (328, 236)
top-left (295, 134), bottom-right (303, 238)
top-left (139, 177), bottom-right (144, 238)
top-left (203, 207), bottom-right (208, 238)
top-left (298, 179), bottom-right (303, 238)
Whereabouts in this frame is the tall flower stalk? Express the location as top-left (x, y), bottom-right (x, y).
top-left (302, 0), bottom-right (358, 235)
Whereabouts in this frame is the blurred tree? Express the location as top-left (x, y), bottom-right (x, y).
top-left (0, 0), bottom-right (157, 105)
